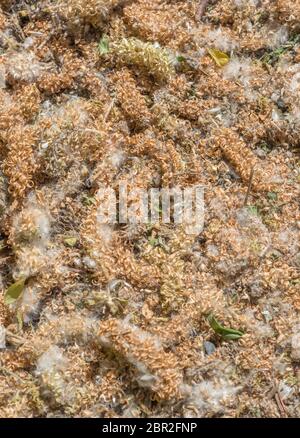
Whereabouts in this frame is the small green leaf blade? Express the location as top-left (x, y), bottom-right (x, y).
top-left (98, 35), bottom-right (109, 55)
top-left (207, 313), bottom-right (223, 333)
top-left (207, 313), bottom-right (244, 341)
top-left (176, 55), bottom-right (186, 63)
top-left (4, 278), bottom-right (26, 305)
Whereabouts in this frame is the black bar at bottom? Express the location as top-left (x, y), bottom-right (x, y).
top-left (0, 418), bottom-right (297, 435)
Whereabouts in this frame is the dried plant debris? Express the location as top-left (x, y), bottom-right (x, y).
top-left (0, 0), bottom-right (300, 419)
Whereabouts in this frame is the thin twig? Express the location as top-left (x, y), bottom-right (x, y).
top-left (6, 330), bottom-right (26, 346)
top-left (104, 97), bottom-right (116, 122)
top-left (270, 380), bottom-right (288, 418)
top-left (243, 165), bottom-right (255, 207)
top-left (198, 67), bottom-right (209, 76)
top-left (196, 0), bottom-right (211, 22)
top-left (275, 391), bottom-right (288, 418)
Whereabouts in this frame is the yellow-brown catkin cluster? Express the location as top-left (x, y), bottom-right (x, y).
top-left (123, 0), bottom-right (188, 46)
top-left (98, 318), bottom-right (183, 401)
top-left (3, 126), bottom-right (38, 200)
top-left (215, 128), bottom-right (274, 192)
top-left (0, 171), bottom-right (6, 215)
top-left (0, 8), bottom-right (7, 30)
top-left (16, 84), bottom-right (41, 121)
top-left (111, 68), bottom-right (152, 128)
top-left (58, 0), bottom-right (120, 30)
top-left (109, 37), bottom-right (175, 82)
top-left (276, 1), bottom-right (300, 30)
top-left (128, 131), bottom-right (183, 186)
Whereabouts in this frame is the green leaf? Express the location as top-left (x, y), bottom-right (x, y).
top-left (176, 55), bottom-right (186, 63)
top-left (98, 35), bottom-right (109, 55)
top-left (207, 48), bottom-right (230, 67)
top-left (4, 278), bottom-right (26, 305)
top-left (207, 313), bottom-right (244, 341)
top-left (247, 205), bottom-right (259, 216)
top-left (64, 237), bottom-right (78, 247)
top-left (82, 195), bottom-right (96, 206)
top-left (148, 237), bottom-right (158, 247)
top-left (267, 192), bottom-right (277, 201)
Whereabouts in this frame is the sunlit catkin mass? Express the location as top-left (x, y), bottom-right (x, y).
top-left (0, 0), bottom-right (299, 418)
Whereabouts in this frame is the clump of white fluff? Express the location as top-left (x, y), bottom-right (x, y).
top-left (223, 58), bottom-right (252, 86)
top-left (192, 27), bottom-right (237, 56)
top-left (290, 71), bottom-right (300, 93)
top-left (0, 325), bottom-right (6, 349)
top-left (18, 285), bottom-right (41, 323)
top-left (13, 195), bottom-right (51, 247)
top-left (187, 379), bottom-right (240, 416)
top-left (244, 309), bottom-right (274, 338)
top-left (234, 0), bottom-right (259, 8)
top-left (236, 207), bottom-right (268, 233)
top-left (4, 51), bottom-right (42, 85)
top-left (55, 314), bottom-right (96, 345)
top-left (109, 149), bottom-right (126, 169)
top-left (12, 195), bottom-right (53, 281)
top-left (82, 255), bottom-right (97, 270)
top-left (56, 96), bottom-right (90, 127)
top-left (36, 345), bottom-right (75, 407)
top-left (36, 345), bottom-right (68, 375)
top-left (206, 28), bottom-right (238, 53)
top-left (13, 246), bottom-right (49, 280)
top-left (276, 227), bottom-right (299, 256)
top-left (267, 26), bottom-right (288, 49)
top-left (288, 108), bottom-right (300, 126)
top-left (95, 187), bottom-right (116, 244)
top-left (96, 223), bottom-right (114, 245)
top-left (0, 64), bottom-right (6, 88)
top-left (291, 332), bottom-right (300, 362)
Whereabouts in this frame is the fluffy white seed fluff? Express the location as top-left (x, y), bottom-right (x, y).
top-left (36, 345), bottom-right (68, 375)
top-left (289, 108), bottom-right (300, 126)
top-left (18, 285), bottom-right (41, 323)
top-left (0, 325), bottom-right (6, 349)
top-left (13, 201), bottom-right (51, 247)
top-left (291, 333), bottom-right (300, 361)
top-left (223, 58), bottom-right (252, 86)
top-left (96, 223), bottom-right (114, 245)
top-left (267, 26), bottom-right (288, 49)
top-left (290, 71), bottom-right (300, 93)
top-left (187, 379), bottom-right (239, 416)
top-left (244, 310), bottom-right (274, 339)
top-left (0, 64), bottom-right (5, 88)
top-left (109, 149), bottom-right (126, 169)
top-left (82, 256), bottom-right (97, 270)
top-left (4, 51), bottom-right (42, 84)
top-left (13, 246), bottom-right (48, 279)
top-left (234, 0), bottom-right (259, 8)
top-left (206, 28), bottom-right (238, 53)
